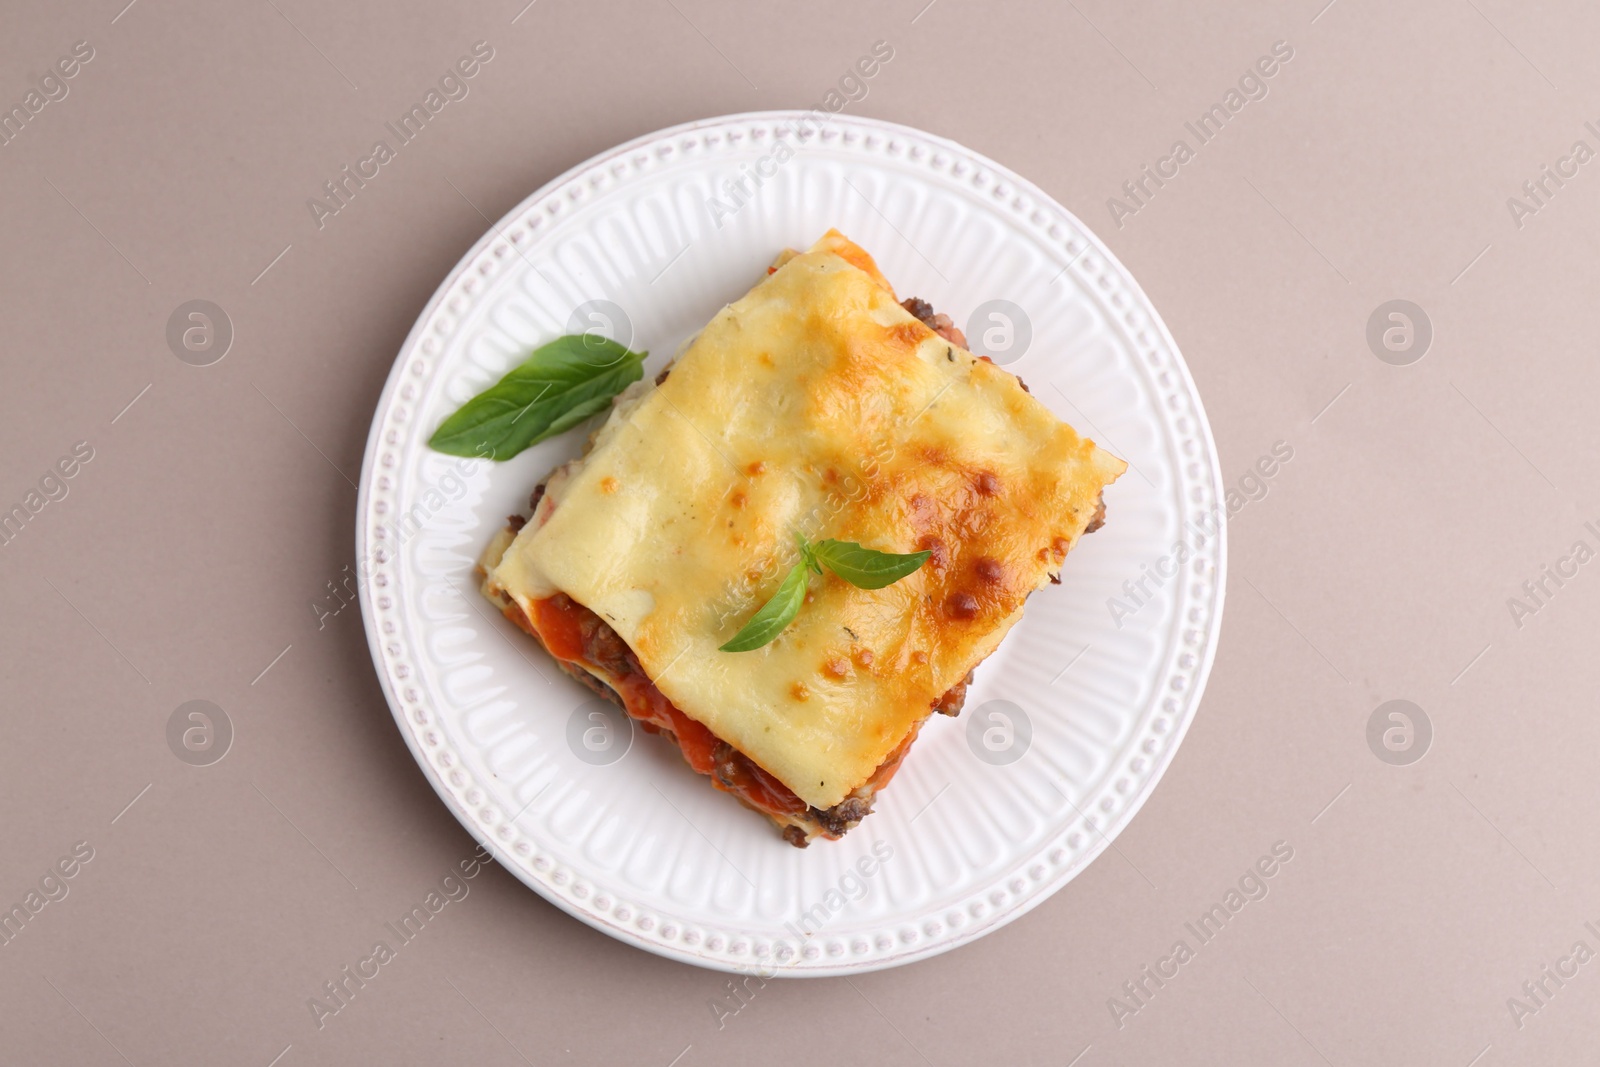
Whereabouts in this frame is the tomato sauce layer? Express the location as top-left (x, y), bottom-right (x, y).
top-left (520, 595), bottom-right (812, 818)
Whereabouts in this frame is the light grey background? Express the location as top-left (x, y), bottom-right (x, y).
top-left (3, 0), bottom-right (1597, 1064)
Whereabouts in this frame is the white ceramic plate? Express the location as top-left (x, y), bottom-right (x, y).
top-left (356, 111), bottom-right (1225, 976)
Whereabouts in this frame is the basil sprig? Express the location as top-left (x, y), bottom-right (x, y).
top-left (429, 334), bottom-right (646, 461)
top-left (808, 537), bottom-right (931, 589)
top-left (719, 534), bottom-right (931, 652)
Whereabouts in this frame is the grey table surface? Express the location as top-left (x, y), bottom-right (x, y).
top-left (4, 0), bottom-right (1599, 1064)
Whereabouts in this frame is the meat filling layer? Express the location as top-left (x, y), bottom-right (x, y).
top-left (493, 589), bottom-right (970, 846)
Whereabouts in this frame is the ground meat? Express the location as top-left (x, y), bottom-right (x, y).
top-left (932, 671), bottom-right (974, 717)
top-left (711, 742), bottom-right (808, 817)
top-left (902, 296), bottom-right (936, 326)
top-left (554, 657), bottom-right (623, 706)
top-left (782, 825), bottom-right (810, 848)
top-left (506, 513), bottom-right (526, 533)
top-left (812, 795), bottom-right (873, 837)
top-left (528, 483), bottom-right (547, 513)
top-left (573, 600), bottom-right (640, 678)
top-left (710, 742), bottom-right (744, 791)
top-left (901, 296), bottom-right (968, 348)
top-left (654, 366), bottom-right (671, 386)
top-left (1085, 494), bottom-right (1107, 534)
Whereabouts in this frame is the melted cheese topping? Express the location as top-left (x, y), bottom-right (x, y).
top-left (490, 231), bottom-right (1125, 809)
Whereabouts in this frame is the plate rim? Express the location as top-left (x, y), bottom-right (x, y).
top-left (355, 109), bottom-right (1227, 976)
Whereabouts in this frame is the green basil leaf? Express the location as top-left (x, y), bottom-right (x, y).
top-left (428, 334), bottom-right (646, 460)
top-left (539, 391), bottom-right (617, 439)
top-left (719, 562), bottom-right (810, 652)
top-left (813, 538), bottom-right (932, 589)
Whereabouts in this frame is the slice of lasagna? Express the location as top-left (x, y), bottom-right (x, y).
top-left (480, 230), bottom-right (1125, 846)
